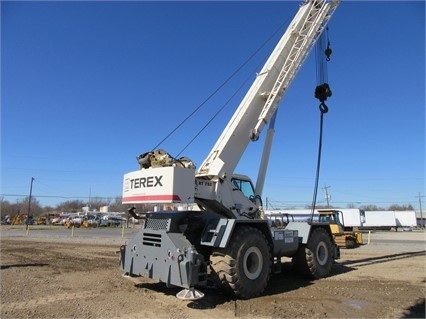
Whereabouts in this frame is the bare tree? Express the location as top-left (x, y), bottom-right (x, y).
top-left (360, 204), bottom-right (386, 211)
top-left (55, 200), bottom-right (86, 213)
top-left (88, 197), bottom-right (110, 211)
top-left (108, 196), bottom-right (127, 212)
top-left (0, 199), bottom-right (18, 219)
top-left (18, 196), bottom-right (43, 217)
top-left (388, 204), bottom-right (414, 211)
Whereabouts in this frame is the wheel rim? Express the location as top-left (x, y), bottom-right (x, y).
top-left (316, 241), bottom-right (329, 266)
top-left (243, 247), bottom-right (263, 280)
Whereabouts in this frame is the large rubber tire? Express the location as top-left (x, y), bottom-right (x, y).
top-left (345, 236), bottom-right (357, 249)
top-left (292, 227), bottom-right (333, 279)
top-left (210, 226), bottom-right (272, 299)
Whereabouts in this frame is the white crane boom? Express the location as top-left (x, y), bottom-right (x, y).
top-left (197, 0), bottom-right (339, 181)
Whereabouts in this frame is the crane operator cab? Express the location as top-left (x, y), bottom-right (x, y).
top-left (231, 174), bottom-right (263, 216)
top-left (232, 175), bottom-right (255, 200)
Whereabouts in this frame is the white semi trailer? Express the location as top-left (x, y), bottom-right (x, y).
top-left (361, 211), bottom-right (396, 230)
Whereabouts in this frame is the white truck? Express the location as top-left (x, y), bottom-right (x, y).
top-left (120, 0), bottom-right (340, 300)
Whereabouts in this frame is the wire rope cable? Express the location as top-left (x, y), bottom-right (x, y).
top-left (151, 18), bottom-right (292, 157)
top-left (310, 26), bottom-right (333, 217)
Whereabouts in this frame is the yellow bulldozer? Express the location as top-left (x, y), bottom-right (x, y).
top-left (11, 214), bottom-right (24, 225)
top-left (64, 215), bottom-right (99, 228)
top-left (317, 209), bottom-right (363, 249)
top-left (36, 216), bottom-right (47, 225)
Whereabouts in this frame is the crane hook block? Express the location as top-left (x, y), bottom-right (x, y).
top-left (325, 47), bottom-right (332, 61)
top-left (315, 83), bottom-right (332, 103)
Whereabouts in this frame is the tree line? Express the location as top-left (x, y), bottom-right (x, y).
top-left (0, 195), bottom-right (415, 220)
top-left (0, 196), bottom-right (156, 219)
top-left (275, 203), bottom-right (415, 211)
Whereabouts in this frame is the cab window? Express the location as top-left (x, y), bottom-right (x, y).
top-left (232, 178), bottom-right (255, 199)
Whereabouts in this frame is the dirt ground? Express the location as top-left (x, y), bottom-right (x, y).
top-left (1, 227), bottom-right (425, 319)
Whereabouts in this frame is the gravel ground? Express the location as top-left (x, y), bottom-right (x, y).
top-left (1, 226), bottom-right (425, 318)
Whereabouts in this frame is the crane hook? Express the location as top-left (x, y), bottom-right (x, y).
top-left (325, 41), bottom-right (332, 61)
top-left (319, 102), bottom-right (329, 114)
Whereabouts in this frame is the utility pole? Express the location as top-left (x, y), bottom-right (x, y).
top-left (323, 184), bottom-right (331, 208)
top-left (88, 187), bottom-right (91, 212)
top-left (27, 177), bottom-right (35, 228)
top-left (416, 192), bottom-right (424, 228)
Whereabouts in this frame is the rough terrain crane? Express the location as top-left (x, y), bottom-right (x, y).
top-left (120, 0), bottom-right (340, 300)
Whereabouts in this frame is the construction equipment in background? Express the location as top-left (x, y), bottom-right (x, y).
top-left (317, 209), bottom-right (363, 248)
top-left (64, 219), bottom-right (75, 228)
top-left (64, 215), bottom-right (82, 228)
top-left (36, 215), bottom-right (47, 225)
top-left (11, 214), bottom-right (24, 225)
top-left (81, 214), bottom-right (100, 228)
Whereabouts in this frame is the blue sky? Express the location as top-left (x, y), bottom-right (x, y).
top-left (1, 1), bottom-right (425, 210)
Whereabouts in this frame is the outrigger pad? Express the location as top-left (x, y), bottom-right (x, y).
top-left (176, 288), bottom-right (204, 300)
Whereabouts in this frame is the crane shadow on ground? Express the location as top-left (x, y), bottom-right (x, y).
top-left (340, 250), bottom-right (425, 267)
top-left (185, 261), bottom-right (355, 309)
top-left (133, 250), bottom-right (425, 309)
top-left (134, 281), bottom-right (232, 309)
top-left (133, 261), bottom-right (355, 310)
top-left (401, 296), bottom-right (425, 318)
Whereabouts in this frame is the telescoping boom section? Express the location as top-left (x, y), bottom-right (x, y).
top-left (120, 0), bottom-right (340, 301)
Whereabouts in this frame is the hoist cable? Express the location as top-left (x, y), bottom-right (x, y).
top-left (151, 18), bottom-right (292, 154)
top-left (315, 26), bottom-right (330, 84)
top-left (310, 26), bottom-right (333, 217)
top-left (151, 64), bottom-right (246, 152)
top-left (176, 68), bottom-right (256, 158)
top-left (310, 103), bottom-right (328, 216)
